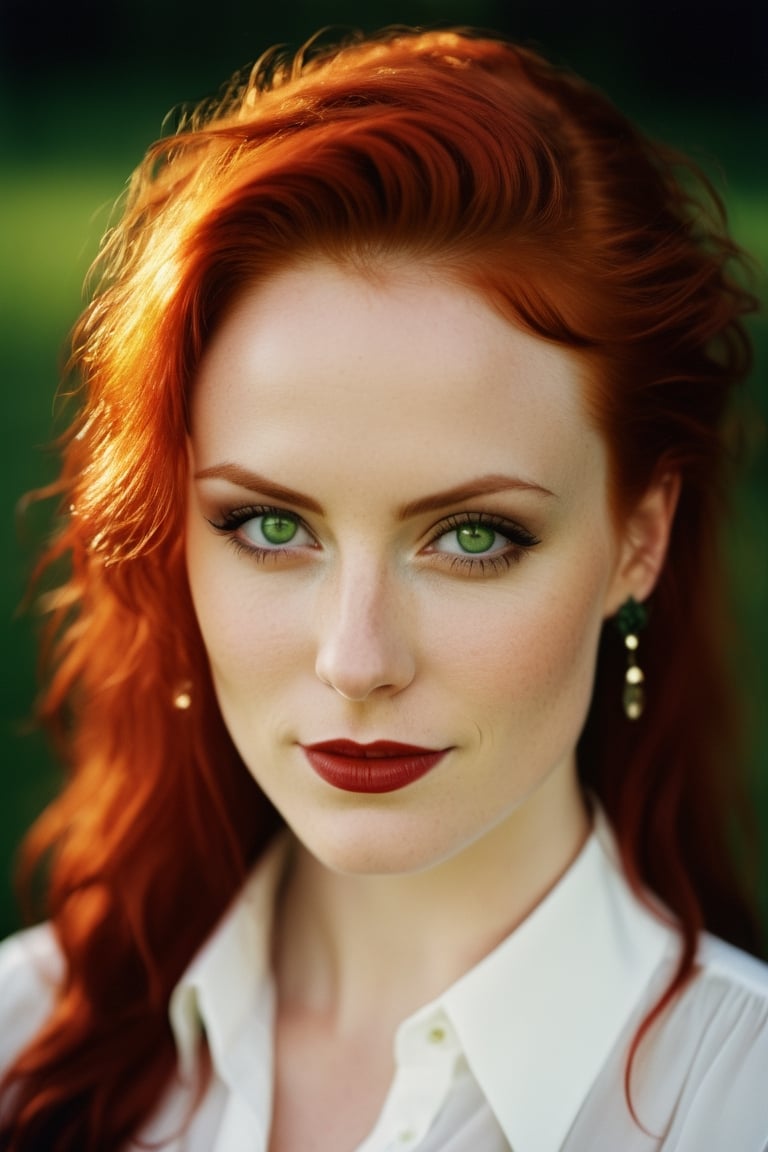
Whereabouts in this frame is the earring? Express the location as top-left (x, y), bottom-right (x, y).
top-left (172, 680), bottom-right (193, 710)
top-left (614, 597), bottom-right (648, 720)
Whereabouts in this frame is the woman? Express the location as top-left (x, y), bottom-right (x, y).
top-left (0, 27), bottom-right (765, 1152)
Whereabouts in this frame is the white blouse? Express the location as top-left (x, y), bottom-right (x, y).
top-left (1, 812), bottom-right (767, 1151)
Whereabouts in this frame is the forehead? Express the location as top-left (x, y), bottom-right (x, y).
top-left (190, 259), bottom-right (606, 506)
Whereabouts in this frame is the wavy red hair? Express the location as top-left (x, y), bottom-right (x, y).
top-left (0, 28), bottom-right (761, 1149)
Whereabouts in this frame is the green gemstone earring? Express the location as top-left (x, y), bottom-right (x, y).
top-left (614, 597), bottom-right (648, 720)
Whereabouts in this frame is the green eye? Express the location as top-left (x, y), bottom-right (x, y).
top-left (260, 514), bottom-right (299, 545)
top-left (456, 523), bottom-right (497, 553)
top-left (211, 505), bottom-right (314, 555)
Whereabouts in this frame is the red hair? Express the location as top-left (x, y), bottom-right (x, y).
top-left (1, 28), bottom-right (760, 1149)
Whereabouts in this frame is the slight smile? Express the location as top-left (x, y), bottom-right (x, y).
top-left (301, 740), bottom-right (450, 794)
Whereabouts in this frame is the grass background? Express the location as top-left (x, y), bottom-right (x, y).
top-left (1, 0), bottom-right (766, 939)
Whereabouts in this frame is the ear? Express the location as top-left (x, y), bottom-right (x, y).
top-left (604, 472), bottom-right (681, 617)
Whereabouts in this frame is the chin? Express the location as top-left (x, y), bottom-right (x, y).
top-left (288, 809), bottom-right (463, 877)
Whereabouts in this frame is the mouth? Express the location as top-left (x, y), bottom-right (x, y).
top-left (301, 739), bottom-right (449, 794)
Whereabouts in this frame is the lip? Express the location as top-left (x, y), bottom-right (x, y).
top-left (301, 739), bottom-right (448, 794)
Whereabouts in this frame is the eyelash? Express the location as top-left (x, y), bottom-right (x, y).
top-left (424, 512), bottom-right (540, 574)
top-left (206, 505), bottom-right (540, 574)
top-left (207, 505), bottom-right (315, 564)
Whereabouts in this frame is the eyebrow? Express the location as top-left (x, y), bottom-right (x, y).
top-left (193, 464), bottom-right (555, 519)
top-left (398, 474), bottom-right (555, 518)
top-left (194, 464), bottom-right (325, 514)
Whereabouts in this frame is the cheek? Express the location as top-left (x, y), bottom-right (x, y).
top-left (432, 564), bottom-right (608, 726)
top-left (186, 535), bottom-right (320, 710)
top-left (194, 583), bottom-right (307, 690)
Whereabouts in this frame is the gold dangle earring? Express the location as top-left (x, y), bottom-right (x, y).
top-left (614, 598), bottom-right (648, 720)
top-left (172, 680), bottom-right (193, 711)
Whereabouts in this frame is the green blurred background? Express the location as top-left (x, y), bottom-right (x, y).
top-left (1, 0), bottom-right (766, 939)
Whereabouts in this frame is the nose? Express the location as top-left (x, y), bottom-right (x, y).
top-left (314, 561), bottom-right (416, 702)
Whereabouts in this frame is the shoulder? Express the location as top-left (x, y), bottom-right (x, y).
top-left (683, 931), bottom-right (768, 1051)
top-left (695, 930), bottom-right (768, 998)
top-left (568, 933), bottom-right (768, 1149)
top-left (643, 933), bottom-right (768, 1147)
top-left (0, 923), bottom-right (64, 1073)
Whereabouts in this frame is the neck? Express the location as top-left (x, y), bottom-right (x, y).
top-left (273, 767), bottom-right (590, 1035)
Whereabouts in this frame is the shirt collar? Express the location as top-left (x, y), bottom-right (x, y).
top-left (169, 811), bottom-right (674, 1152)
top-left (169, 833), bottom-right (290, 1088)
top-left (439, 809), bottom-right (674, 1151)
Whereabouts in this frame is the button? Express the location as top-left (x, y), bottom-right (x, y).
top-left (427, 1025), bottom-right (446, 1045)
top-left (397, 1129), bottom-right (416, 1144)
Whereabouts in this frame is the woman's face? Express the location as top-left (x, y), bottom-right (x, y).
top-left (186, 260), bottom-right (636, 876)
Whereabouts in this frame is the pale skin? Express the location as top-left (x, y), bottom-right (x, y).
top-left (185, 259), bottom-right (679, 1152)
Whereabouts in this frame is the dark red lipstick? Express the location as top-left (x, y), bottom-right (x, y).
top-left (301, 739), bottom-right (447, 793)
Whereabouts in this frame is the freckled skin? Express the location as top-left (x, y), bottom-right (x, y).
top-left (185, 260), bottom-right (639, 879)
